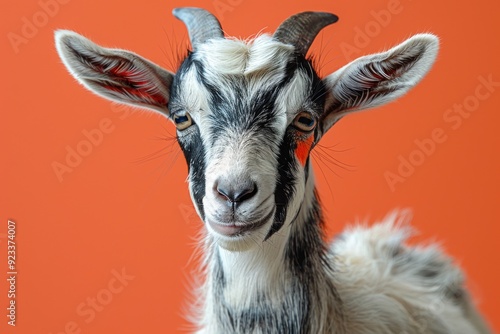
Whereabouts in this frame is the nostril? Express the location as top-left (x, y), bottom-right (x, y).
top-left (215, 181), bottom-right (258, 203)
top-left (216, 184), bottom-right (231, 201)
top-left (234, 183), bottom-right (257, 202)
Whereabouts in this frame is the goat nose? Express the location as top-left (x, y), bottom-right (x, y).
top-left (215, 180), bottom-right (257, 203)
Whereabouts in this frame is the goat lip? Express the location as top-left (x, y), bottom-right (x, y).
top-left (208, 221), bottom-right (245, 236)
top-left (208, 210), bottom-right (274, 237)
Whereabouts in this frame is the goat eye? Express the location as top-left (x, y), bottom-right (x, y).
top-left (293, 112), bottom-right (316, 132)
top-left (173, 113), bottom-right (193, 130)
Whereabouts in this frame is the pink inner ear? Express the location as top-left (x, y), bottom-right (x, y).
top-left (362, 58), bottom-right (410, 91)
top-left (102, 83), bottom-right (168, 106)
top-left (91, 56), bottom-right (168, 107)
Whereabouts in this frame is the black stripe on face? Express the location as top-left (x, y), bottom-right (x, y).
top-left (266, 130), bottom-right (297, 240)
top-left (265, 58), bottom-right (327, 239)
top-left (194, 61), bottom-right (297, 148)
top-left (188, 50), bottom-right (304, 164)
top-left (169, 55), bottom-right (207, 220)
top-left (176, 127), bottom-right (206, 220)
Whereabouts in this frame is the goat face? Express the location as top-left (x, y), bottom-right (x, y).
top-left (55, 8), bottom-right (439, 251)
top-left (169, 36), bottom-right (327, 250)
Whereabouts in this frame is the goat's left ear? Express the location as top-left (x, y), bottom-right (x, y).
top-left (320, 34), bottom-right (439, 133)
top-left (55, 30), bottom-right (174, 115)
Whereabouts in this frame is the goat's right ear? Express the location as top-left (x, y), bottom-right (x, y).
top-left (320, 34), bottom-right (439, 134)
top-left (55, 30), bottom-right (174, 115)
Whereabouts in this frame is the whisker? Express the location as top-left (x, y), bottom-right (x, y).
top-left (131, 131), bottom-right (178, 165)
top-left (137, 131), bottom-right (183, 210)
top-left (315, 147), bottom-right (356, 171)
top-left (131, 146), bottom-right (177, 164)
top-left (316, 142), bottom-right (354, 153)
top-left (312, 151), bottom-right (344, 179)
top-left (312, 154), bottom-right (335, 202)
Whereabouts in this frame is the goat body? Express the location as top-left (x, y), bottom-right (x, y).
top-left (55, 7), bottom-right (491, 333)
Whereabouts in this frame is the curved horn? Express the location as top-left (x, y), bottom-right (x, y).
top-left (173, 7), bottom-right (224, 49)
top-left (274, 12), bottom-right (339, 56)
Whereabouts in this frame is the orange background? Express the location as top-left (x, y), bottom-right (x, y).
top-left (1, 0), bottom-right (499, 333)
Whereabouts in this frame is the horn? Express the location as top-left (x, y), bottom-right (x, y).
top-left (273, 12), bottom-right (339, 56)
top-left (173, 7), bottom-right (224, 49)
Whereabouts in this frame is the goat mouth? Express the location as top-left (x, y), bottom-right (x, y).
top-left (208, 209), bottom-right (274, 237)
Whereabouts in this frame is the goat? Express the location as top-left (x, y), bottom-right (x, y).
top-left (54, 7), bottom-right (492, 334)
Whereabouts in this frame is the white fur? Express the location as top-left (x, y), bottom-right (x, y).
top-left (331, 213), bottom-right (487, 333)
top-left (194, 35), bottom-right (295, 78)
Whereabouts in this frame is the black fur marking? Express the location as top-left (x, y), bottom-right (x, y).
top-left (169, 55), bottom-right (207, 219)
top-left (267, 57), bottom-right (327, 240)
top-left (176, 127), bottom-right (206, 220)
top-left (213, 249), bottom-right (226, 290)
top-left (215, 293), bottom-right (309, 334)
top-left (267, 130), bottom-right (297, 240)
top-left (195, 56), bottom-right (298, 146)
